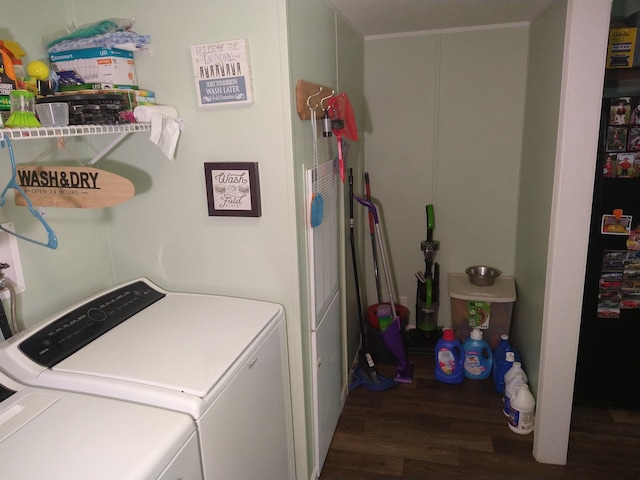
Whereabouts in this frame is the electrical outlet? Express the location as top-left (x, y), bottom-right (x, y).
top-left (399, 295), bottom-right (408, 306)
top-left (0, 223), bottom-right (26, 299)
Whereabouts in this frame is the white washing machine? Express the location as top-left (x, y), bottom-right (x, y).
top-left (0, 278), bottom-right (294, 480)
top-left (0, 371), bottom-right (202, 480)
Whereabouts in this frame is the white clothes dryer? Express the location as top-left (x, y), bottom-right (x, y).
top-left (0, 371), bottom-right (202, 480)
top-left (0, 278), bottom-right (294, 480)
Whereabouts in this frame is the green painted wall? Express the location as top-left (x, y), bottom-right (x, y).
top-left (363, 27), bottom-right (528, 331)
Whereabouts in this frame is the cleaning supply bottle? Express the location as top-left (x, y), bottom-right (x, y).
top-left (503, 370), bottom-right (526, 416)
top-left (434, 328), bottom-right (464, 384)
top-left (508, 383), bottom-right (535, 434)
top-left (503, 358), bottom-right (527, 387)
top-left (463, 328), bottom-right (492, 380)
top-left (492, 334), bottom-right (513, 393)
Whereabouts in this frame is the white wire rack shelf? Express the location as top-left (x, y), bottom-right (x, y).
top-left (0, 123), bottom-right (150, 141)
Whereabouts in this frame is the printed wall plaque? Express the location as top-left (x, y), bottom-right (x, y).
top-left (204, 162), bottom-right (261, 217)
top-left (191, 39), bottom-right (253, 107)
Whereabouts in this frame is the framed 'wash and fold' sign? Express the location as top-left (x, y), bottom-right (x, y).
top-left (204, 162), bottom-right (261, 217)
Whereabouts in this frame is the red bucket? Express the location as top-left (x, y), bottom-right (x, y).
top-left (367, 303), bottom-right (409, 330)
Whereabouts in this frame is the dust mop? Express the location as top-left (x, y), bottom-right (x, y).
top-left (354, 196), bottom-right (414, 383)
top-left (347, 170), bottom-right (396, 391)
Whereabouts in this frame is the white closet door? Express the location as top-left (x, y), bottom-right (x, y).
top-left (306, 160), bottom-right (343, 473)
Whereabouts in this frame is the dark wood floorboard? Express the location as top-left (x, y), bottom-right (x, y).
top-left (320, 353), bottom-right (640, 480)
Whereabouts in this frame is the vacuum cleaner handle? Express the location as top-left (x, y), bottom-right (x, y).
top-left (427, 204), bottom-right (435, 242)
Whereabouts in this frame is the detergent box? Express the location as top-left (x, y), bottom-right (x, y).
top-left (0, 48), bottom-right (17, 110)
top-left (49, 48), bottom-right (137, 86)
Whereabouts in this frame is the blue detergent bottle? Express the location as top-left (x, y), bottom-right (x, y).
top-left (463, 328), bottom-right (493, 380)
top-left (492, 334), bottom-right (514, 393)
top-left (434, 328), bottom-right (464, 384)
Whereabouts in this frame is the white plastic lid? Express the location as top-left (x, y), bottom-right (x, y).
top-left (448, 273), bottom-right (516, 302)
top-left (501, 334), bottom-right (509, 340)
top-left (470, 328), bottom-right (482, 340)
top-left (506, 351), bottom-right (515, 361)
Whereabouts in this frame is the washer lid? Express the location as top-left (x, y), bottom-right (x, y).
top-left (1, 386), bottom-right (196, 480)
top-left (52, 293), bottom-right (284, 398)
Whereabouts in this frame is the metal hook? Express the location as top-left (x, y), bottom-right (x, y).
top-left (320, 90), bottom-right (335, 137)
top-left (320, 90), bottom-right (335, 112)
top-left (306, 87), bottom-right (323, 110)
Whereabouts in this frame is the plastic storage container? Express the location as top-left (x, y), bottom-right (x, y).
top-left (448, 273), bottom-right (517, 349)
top-left (434, 328), bottom-right (464, 384)
top-left (463, 328), bottom-right (493, 380)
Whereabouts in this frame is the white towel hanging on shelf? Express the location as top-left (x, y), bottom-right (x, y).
top-left (134, 105), bottom-right (183, 161)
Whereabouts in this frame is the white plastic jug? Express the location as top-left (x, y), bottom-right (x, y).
top-left (508, 383), bottom-right (535, 434)
top-left (503, 371), bottom-right (526, 416)
top-left (503, 359), bottom-right (527, 386)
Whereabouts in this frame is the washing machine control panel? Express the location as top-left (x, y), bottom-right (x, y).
top-left (19, 281), bottom-right (165, 368)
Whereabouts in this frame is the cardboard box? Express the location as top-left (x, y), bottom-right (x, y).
top-left (607, 27), bottom-right (637, 69)
top-left (59, 83), bottom-right (138, 92)
top-left (49, 48), bottom-right (137, 86)
top-left (448, 273), bottom-right (516, 349)
top-left (0, 47), bottom-right (17, 110)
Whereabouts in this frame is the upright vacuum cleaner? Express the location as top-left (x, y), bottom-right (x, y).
top-left (408, 205), bottom-right (441, 353)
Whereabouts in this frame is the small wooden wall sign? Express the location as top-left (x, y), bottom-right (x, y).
top-left (14, 165), bottom-right (135, 208)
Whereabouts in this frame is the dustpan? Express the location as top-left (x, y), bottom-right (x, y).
top-left (327, 93), bottom-right (358, 183)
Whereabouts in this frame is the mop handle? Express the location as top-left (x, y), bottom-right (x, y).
top-left (353, 196), bottom-right (399, 322)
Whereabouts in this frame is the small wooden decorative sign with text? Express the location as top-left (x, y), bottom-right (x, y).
top-left (204, 162), bottom-right (261, 217)
top-left (15, 165), bottom-right (134, 208)
top-left (191, 39), bottom-right (254, 107)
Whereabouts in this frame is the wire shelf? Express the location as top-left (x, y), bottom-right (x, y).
top-left (0, 123), bottom-right (151, 141)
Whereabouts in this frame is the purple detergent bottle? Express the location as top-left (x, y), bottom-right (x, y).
top-left (434, 328), bottom-right (464, 384)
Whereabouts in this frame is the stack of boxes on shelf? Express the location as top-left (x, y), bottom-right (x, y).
top-left (1, 19), bottom-right (156, 127)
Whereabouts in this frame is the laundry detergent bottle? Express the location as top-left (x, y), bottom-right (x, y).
top-left (434, 328), bottom-right (464, 384)
top-left (463, 328), bottom-right (492, 380)
top-left (492, 334), bottom-right (513, 393)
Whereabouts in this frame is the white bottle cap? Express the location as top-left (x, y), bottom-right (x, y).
top-left (505, 351), bottom-right (515, 362)
top-left (470, 328), bottom-right (483, 340)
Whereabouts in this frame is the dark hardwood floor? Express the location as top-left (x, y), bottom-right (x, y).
top-left (320, 353), bottom-right (640, 479)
